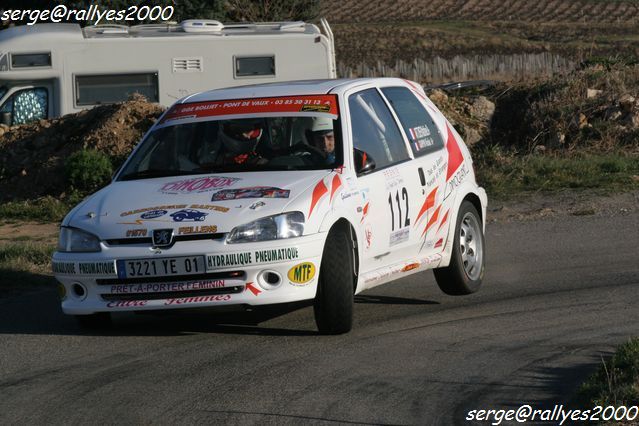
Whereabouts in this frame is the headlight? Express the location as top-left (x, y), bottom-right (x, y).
top-left (226, 212), bottom-right (305, 244)
top-left (57, 227), bottom-right (101, 252)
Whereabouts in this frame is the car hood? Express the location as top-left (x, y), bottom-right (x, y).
top-left (64, 171), bottom-right (331, 240)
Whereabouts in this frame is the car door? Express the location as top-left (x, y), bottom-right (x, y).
top-left (346, 87), bottom-right (420, 273)
top-left (380, 86), bottom-right (451, 257)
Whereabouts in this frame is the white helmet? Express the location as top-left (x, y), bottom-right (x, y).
top-left (310, 116), bottom-right (333, 134)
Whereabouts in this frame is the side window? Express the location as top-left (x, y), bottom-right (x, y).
top-left (234, 56), bottom-right (275, 78)
top-left (75, 73), bottom-right (159, 106)
top-left (0, 88), bottom-right (48, 125)
top-left (381, 87), bottom-right (444, 156)
top-left (348, 89), bottom-right (409, 171)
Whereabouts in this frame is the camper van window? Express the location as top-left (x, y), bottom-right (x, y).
top-left (75, 73), bottom-right (159, 106)
top-left (11, 53), bottom-right (51, 68)
top-left (234, 56), bottom-right (275, 78)
top-left (0, 88), bottom-right (48, 125)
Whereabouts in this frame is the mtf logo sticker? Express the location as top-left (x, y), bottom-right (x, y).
top-left (287, 262), bottom-right (316, 285)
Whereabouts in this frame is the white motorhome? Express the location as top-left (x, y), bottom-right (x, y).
top-left (0, 19), bottom-right (336, 126)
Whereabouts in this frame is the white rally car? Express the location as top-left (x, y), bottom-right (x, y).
top-left (53, 78), bottom-right (487, 334)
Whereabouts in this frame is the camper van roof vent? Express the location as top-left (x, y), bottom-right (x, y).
top-left (173, 57), bottom-right (203, 72)
top-left (83, 24), bottom-right (129, 37)
top-left (181, 20), bottom-right (224, 33)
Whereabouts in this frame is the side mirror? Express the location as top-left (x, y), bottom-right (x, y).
top-left (354, 148), bottom-right (375, 175)
top-left (0, 112), bottom-right (11, 126)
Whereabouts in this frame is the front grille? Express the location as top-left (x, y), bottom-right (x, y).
top-left (101, 286), bottom-right (244, 301)
top-left (96, 271), bottom-right (244, 286)
top-left (105, 233), bottom-right (226, 246)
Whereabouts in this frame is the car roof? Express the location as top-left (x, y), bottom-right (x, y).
top-left (180, 78), bottom-right (404, 104)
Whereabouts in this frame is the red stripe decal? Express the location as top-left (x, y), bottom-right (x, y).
top-left (436, 209), bottom-right (450, 233)
top-left (308, 179), bottom-right (328, 218)
top-left (434, 238), bottom-right (443, 249)
top-left (246, 282), bottom-right (261, 296)
top-left (360, 202), bottom-right (370, 223)
top-left (422, 205), bottom-right (441, 237)
top-left (445, 124), bottom-right (464, 180)
top-left (415, 187), bottom-right (438, 224)
top-left (330, 174), bottom-right (342, 203)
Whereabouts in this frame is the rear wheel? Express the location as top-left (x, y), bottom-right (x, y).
top-left (75, 312), bottom-right (111, 329)
top-left (434, 201), bottom-right (485, 295)
top-left (313, 230), bottom-right (354, 334)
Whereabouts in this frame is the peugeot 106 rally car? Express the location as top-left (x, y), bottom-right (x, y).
top-left (53, 78), bottom-right (487, 334)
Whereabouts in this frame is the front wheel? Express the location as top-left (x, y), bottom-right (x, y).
top-left (313, 230), bottom-right (354, 334)
top-left (434, 201), bottom-right (485, 295)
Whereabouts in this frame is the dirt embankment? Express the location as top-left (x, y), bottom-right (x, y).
top-left (0, 95), bottom-right (163, 202)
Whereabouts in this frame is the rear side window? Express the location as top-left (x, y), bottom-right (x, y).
top-left (11, 52), bottom-right (51, 68)
top-left (348, 89), bottom-right (409, 172)
top-left (381, 87), bottom-right (444, 156)
top-left (75, 73), bottom-right (159, 106)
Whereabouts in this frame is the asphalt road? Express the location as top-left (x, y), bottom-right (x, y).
top-left (1, 211), bottom-right (638, 425)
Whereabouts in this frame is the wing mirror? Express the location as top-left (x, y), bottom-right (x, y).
top-left (354, 148), bottom-right (375, 175)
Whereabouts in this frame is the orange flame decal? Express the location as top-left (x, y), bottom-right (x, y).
top-left (422, 205), bottom-right (441, 237)
top-left (309, 179), bottom-right (328, 218)
top-left (330, 174), bottom-right (342, 203)
top-left (415, 187), bottom-right (438, 225)
top-left (360, 201), bottom-right (370, 223)
top-left (436, 209), bottom-right (450, 233)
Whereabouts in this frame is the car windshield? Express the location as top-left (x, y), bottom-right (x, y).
top-left (119, 96), bottom-right (342, 180)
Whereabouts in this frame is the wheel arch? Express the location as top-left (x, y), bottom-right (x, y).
top-left (322, 217), bottom-right (360, 294)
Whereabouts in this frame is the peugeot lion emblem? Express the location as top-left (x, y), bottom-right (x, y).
top-left (152, 229), bottom-right (174, 248)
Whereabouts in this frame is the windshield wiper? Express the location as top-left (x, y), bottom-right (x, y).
top-left (118, 169), bottom-right (195, 181)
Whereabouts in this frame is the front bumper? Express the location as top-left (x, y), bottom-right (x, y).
top-left (53, 233), bottom-right (326, 315)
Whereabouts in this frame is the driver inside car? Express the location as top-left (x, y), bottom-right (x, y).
top-left (216, 119), bottom-right (268, 165)
top-left (307, 116), bottom-right (336, 164)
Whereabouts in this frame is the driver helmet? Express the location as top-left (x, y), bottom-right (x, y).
top-left (310, 116), bottom-right (333, 137)
top-left (218, 119), bottom-right (264, 154)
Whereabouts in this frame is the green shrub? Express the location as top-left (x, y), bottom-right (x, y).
top-left (64, 150), bottom-right (113, 193)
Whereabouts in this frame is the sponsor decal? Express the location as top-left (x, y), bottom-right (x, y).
top-left (52, 262), bottom-right (77, 274)
top-left (190, 204), bottom-right (230, 213)
top-left (211, 187), bottom-right (290, 201)
top-left (383, 167), bottom-right (404, 191)
top-left (409, 125), bottom-right (435, 151)
top-left (254, 247), bottom-right (299, 263)
top-left (207, 252), bottom-right (253, 268)
top-left (390, 228), bottom-right (410, 247)
top-left (287, 262), bottom-right (316, 285)
top-left (160, 176), bottom-right (239, 194)
top-left (177, 225), bottom-right (217, 235)
top-left (365, 224), bottom-right (373, 250)
top-left (164, 294), bottom-right (231, 305)
top-left (402, 263), bottom-right (420, 272)
top-left (109, 279), bottom-right (227, 294)
top-left (121, 205), bottom-right (187, 217)
top-left (301, 104), bottom-right (331, 113)
top-left (106, 300), bottom-right (148, 308)
top-left (126, 229), bottom-right (147, 237)
top-left (245, 282), bottom-right (261, 296)
top-left (341, 191), bottom-right (358, 201)
top-left (170, 209), bottom-right (208, 222)
top-left (78, 262), bottom-right (116, 275)
top-left (140, 210), bottom-right (167, 219)
top-left (160, 95), bottom-right (339, 124)
top-left (249, 201), bottom-right (266, 210)
top-left (206, 247), bottom-right (300, 269)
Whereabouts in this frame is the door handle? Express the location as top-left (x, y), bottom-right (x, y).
top-left (418, 167), bottom-right (426, 186)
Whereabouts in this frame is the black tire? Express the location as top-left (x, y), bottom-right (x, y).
top-left (75, 312), bottom-right (111, 329)
top-left (313, 230), bottom-right (354, 334)
top-left (434, 201), bottom-right (485, 295)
